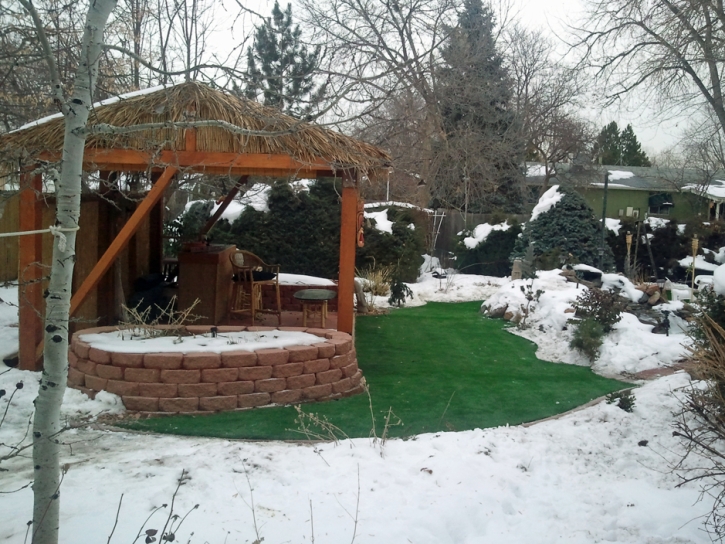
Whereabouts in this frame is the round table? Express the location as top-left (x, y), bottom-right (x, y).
top-left (293, 289), bottom-right (337, 327)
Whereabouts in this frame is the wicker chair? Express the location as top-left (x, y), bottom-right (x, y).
top-left (228, 250), bottom-right (282, 325)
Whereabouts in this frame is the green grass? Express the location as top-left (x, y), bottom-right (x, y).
top-left (122, 301), bottom-right (626, 440)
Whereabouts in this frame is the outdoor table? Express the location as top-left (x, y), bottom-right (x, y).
top-left (293, 289), bottom-right (337, 327)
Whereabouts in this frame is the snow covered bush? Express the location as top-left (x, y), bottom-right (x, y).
top-left (455, 218), bottom-right (521, 276)
top-left (512, 185), bottom-right (615, 270)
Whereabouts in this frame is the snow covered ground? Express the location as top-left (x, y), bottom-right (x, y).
top-left (0, 271), bottom-right (717, 543)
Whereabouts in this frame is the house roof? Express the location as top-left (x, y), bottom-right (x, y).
top-left (0, 81), bottom-right (391, 176)
top-left (525, 162), bottom-right (725, 198)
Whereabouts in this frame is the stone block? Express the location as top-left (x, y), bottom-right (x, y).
top-left (76, 359), bottom-right (97, 376)
top-left (238, 366), bottom-right (273, 381)
top-left (111, 352), bottom-right (144, 368)
top-left (313, 343), bottom-right (336, 358)
top-left (272, 362), bottom-right (304, 378)
top-left (143, 353), bottom-right (184, 370)
top-left (67, 367), bottom-right (85, 387)
top-left (256, 348), bottom-right (289, 366)
top-left (328, 337), bottom-right (352, 355)
top-left (183, 353), bottom-right (221, 370)
top-left (138, 383), bottom-right (178, 398)
top-left (125, 368), bottom-right (160, 383)
top-left (105, 379), bottom-right (139, 397)
top-left (350, 370), bottom-right (363, 386)
top-left (216, 326), bottom-right (246, 333)
top-left (285, 345), bottom-right (318, 362)
top-left (271, 389), bottom-right (303, 404)
top-left (332, 377), bottom-right (352, 394)
top-left (217, 381), bottom-right (254, 395)
top-left (316, 368), bottom-right (343, 385)
top-left (201, 368), bottom-right (238, 383)
top-left (88, 347), bottom-right (111, 364)
top-left (246, 326), bottom-right (275, 332)
top-left (303, 383), bottom-right (332, 400)
top-left (199, 396), bottom-right (238, 411)
top-left (303, 358), bottom-right (330, 374)
top-left (178, 383), bottom-right (218, 397)
top-left (221, 351), bottom-right (258, 368)
top-left (330, 353), bottom-right (351, 369)
top-left (122, 396), bottom-right (159, 411)
top-left (343, 362), bottom-right (359, 378)
top-left (255, 378), bottom-right (287, 393)
top-left (185, 325), bottom-right (213, 335)
top-left (73, 340), bottom-right (91, 359)
top-left (84, 375), bottom-right (108, 391)
top-left (238, 392), bottom-right (271, 408)
top-left (343, 384), bottom-right (365, 397)
top-left (159, 397), bottom-right (199, 412)
top-left (278, 327), bottom-right (308, 332)
top-left (305, 328), bottom-right (329, 337)
top-left (286, 374), bottom-right (316, 389)
top-left (68, 350), bottom-right (78, 368)
top-left (96, 364), bottom-right (124, 380)
top-left (160, 369), bottom-right (201, 384)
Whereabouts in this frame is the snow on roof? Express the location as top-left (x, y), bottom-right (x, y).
top-left (607, 170), bottom-right (635, 181)
top-left (530, 185), bottom-right (563, 222)
top-left (526, 164), bottom-right (547, 177)
top-left (10, 84), bottom-right (169, 134)
top-left (683, 181), bottom-right (725, 200)
top-left (364, 208), bottom-right (394, 234)
top-left (364, 201), bottom-right (433, 213)
top-left (463, 221), bottom-right (511, 249)
top-left (590, 182), bottom-right (632, 189)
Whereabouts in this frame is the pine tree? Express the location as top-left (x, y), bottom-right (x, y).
top-left (620, 123), bottom-right (651, 166)
top-left (432, 0), bottom-right (525, 214)
top-left (596, 121), bottom-right (621, 165)
top-left (512, 185), bottom-right (615, 270)
top-left (243, 1), bottom-right (325, 118)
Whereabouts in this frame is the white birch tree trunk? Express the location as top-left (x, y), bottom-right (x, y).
top-left (31, 1), bottom-right (117, 543)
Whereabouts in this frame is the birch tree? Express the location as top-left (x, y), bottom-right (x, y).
top-left (15, 1), bottom-right (116, 543)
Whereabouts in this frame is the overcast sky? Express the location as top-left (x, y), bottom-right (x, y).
top-left (230, 0), bottom-right (684, 157)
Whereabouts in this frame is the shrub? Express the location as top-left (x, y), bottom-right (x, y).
top-left (454, 220), bottom-right (522, 276)
top-left (606, 390), bottom-right (636, 412)
top-left (388, 278), bottom-right (414, 307)
top-left (569, 317), bottom-right (605, 361)
top-left (512, 185), bottom-right (615, 270)
top-left (573, 288), bottom-right (626, 333)
top-left (691, 288), bottom-right (725, 350)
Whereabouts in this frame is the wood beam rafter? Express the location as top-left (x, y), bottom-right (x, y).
top-left (200, 175), bottom-right (249, 238)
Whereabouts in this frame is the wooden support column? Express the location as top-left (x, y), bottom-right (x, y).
top-left (337, 173), bottom-right (359, 334)
top-left (18, 170), bottom-right (44, 370)
top-left (69, 166), bottom-right (178, 316)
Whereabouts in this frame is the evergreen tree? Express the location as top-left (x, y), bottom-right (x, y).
top-left (243, 1), bottom-right (325, 118)
top-left (620, 123), bottom-right (651, 166)
top-left (596, 121), bottom-right (621, 165)
top-left (595, 121), bottom-right (651, 166)
top-left (512, 185), bottom-right (615, 270)
top-left (432, 0), bottom-right (525, 213)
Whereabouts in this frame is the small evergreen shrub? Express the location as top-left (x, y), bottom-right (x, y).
top-left (512, 185), bottom-right (615, 270)
top-left (691, 288), bottom-right (725, 351)
top-left (454, 220), bottom-right (522, 276)
top-left (573, 288), bottom-right (626, 333)
top-left (606, 390), bottom-right (636, 413)
top-left (570, 317), bottom-right (605, 361)
top-left (388, 278), bottom-right (414, 307)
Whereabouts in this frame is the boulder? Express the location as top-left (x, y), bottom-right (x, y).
top-left (486, 304), bottom-right (508, 319)
top-left (647, 291), bottom-right (661, 305)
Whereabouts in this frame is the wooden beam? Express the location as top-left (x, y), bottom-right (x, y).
top-left (337, 175), bottom-right (359, 334)
top-left (18, 171), bottom-right (44, 371)
top-left (200, 176), bottom-right (249, 237)
top-left (69, 166), bottom-right (178, 316)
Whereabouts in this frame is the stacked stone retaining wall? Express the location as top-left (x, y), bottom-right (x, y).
top-left (67, 325), bottom-right (362, 415)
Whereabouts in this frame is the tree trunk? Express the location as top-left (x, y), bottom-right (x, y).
top-left (31, 1), bottom-right (117, 543)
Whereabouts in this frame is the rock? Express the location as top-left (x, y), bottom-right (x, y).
top-left (637, 292), bottom-right (650, 304)
top-left (486, 305), bottom-right (508, 319)
top-left (644, 284), bottom-right (660, 296)
top-left (647, 291), bottom-right (661, 305)
top-left (564, 308), bottom-right (575, 314)
top-left (503, 311), bottom-right (515, 321)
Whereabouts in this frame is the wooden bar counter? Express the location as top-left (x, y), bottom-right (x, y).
top-left (177, 244), bottom-right (235, 325)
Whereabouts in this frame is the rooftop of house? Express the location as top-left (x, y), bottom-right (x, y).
top-left (525, 163), bottom-right (725, 200)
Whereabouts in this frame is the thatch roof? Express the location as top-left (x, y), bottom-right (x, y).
top-left (0, 81), bottom-right (390, 174)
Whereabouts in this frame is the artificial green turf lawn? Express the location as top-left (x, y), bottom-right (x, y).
top-left (122, 301), bottom-right (626, 439)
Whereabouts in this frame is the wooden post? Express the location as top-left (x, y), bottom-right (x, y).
top-left (69, 166), bottom-right (178, 316)
top-left (337, 172), bottom-right (359, 334)
top-left (18, 170), bottom-right (44, 370)
top-left (200, 175), bottom-right (249, 237)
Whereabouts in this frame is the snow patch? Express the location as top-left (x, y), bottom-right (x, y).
top-left (463, 221), bottom-right (511, 249)
top-left (530, 185), bottom-right (563, 222)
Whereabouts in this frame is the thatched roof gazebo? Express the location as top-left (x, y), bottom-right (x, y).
top-left (0, 81), bottom-right (390, 370)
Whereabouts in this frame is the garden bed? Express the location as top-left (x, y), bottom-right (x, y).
top-left (67, 325), bottom-right (362, 415)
